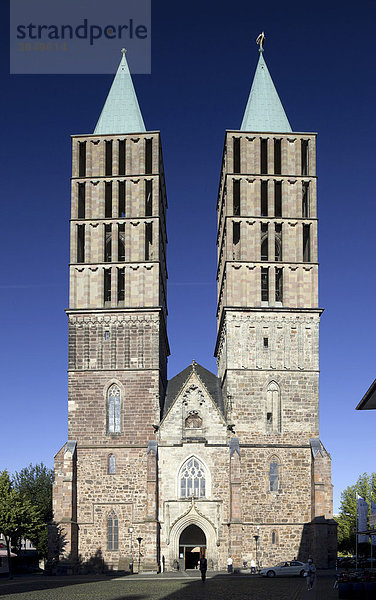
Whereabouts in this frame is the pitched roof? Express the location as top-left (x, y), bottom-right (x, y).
top-left (240, 50), bottom-right (292, 133)
top-left (94, 49), bottom-right (146, 135)
top-left (356, 378), bottom-right (376, 410)
top-left (162, 362), bottom-right (224, 418)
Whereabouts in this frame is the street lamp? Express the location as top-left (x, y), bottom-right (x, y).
top-left (129, 527), bottom-right (133, 574)
top-left (254, 525), bottom-right (260, 572)
top-left (137, 537), bottom-right (143, 573)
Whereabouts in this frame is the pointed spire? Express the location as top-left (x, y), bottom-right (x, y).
top-left (94, 49), bottom-right (146, 135)
top-left (240, 38), bottom-right (292, 133)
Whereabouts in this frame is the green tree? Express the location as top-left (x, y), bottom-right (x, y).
top-left (0, 471), bottom-right (42, 578)
top-left (336, 472), bottom-right (376, 554)
top-left (12, 463), bottom-right (53, 559)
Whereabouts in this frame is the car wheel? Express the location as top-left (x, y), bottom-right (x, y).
top-left (267, 570), bottom-right (276, 578)
top-left (300, 570), bottom-right (305, 577)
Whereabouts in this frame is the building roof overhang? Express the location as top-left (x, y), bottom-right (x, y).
top-left (356, 378), bottom-right (376, 410)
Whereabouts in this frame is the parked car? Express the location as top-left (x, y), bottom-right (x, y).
top-left (260, 560), bottom-right (306, 577)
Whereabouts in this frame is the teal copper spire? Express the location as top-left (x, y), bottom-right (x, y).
top-left (94, 49), bottom-right (146, 134)
top-left (240, 36), bottom-right (292, 133)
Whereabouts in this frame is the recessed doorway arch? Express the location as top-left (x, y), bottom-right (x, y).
top-left (179, 524), bottom-right (206, 569)
top-left (168, 506), bottom-right (219, 570)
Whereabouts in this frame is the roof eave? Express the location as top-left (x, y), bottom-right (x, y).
top-left (356, 378), bottom-right (376, 410)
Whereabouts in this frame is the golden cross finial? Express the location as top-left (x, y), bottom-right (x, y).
top-left (256, 32), bottom-right (265, 51)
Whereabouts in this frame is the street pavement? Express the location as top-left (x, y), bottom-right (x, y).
top-left (0, 570), bottom-right (338, 599)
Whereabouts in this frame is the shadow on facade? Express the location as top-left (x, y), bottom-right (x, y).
top-left (296, 517), bottom-right (337, 568)
top-left (46, 521), bottom-right (68, 574)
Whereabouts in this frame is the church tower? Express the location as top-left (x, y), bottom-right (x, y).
top-left (214, 43), bottom-right (336, 566)
top-left (53, 50), bottom-right (169, 571)
top-left (52, 42), bottom-right (336, 574)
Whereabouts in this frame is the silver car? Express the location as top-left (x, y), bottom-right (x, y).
top-left (260, 560), bottom-right (306, 577)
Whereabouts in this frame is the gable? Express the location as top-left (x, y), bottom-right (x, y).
top-left (162, 362), bottom-right (224, 419)
top-left (159, 365), bottom-right (227, 443)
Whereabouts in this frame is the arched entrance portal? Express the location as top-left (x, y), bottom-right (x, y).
top-left (179, 524), bottom-right (206, 569)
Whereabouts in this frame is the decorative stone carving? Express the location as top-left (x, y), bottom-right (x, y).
top-left (182, 385), bottom-right (205, 406)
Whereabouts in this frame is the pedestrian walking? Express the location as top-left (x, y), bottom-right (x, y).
top-left (227, 556), bottom-right (233, 573)
top-left (250, 558), bottom-right (256, 574)
top-left (305, 558), bottom-right (316, 590)
top-left (199, 555), bottom-right (207, 582)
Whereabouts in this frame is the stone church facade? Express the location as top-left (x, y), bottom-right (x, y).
top-left (52, 47), bottom-right (336, 572)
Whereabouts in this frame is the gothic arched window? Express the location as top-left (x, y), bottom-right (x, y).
top-left (107, 512), bottom-right (118, 550)
top-left (108, 454), bottom-right (116, 474)
top-left (180, 457), bottom-right (206, 498)
top-left (185, 411), bottom-right (202, 429)
top-left (266, 381), bottom-right (281, 433)
top-left (269, 461), bottom-right (279, 492)
top-left (107, 384), bottom-right (121, 433)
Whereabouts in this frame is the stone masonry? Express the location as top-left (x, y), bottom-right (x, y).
top-left (53, 132), bottom-right (169, 572)
top-left (52, 49), bottom-right (336, 574)
top-left (214, 131), bottom-right (336, 568)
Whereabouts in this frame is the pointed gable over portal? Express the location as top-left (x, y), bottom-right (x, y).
top-left (159, 361), bottom-right (226, 444)
top-left (94, 49), bottom-right (146, 134)
top-left (240, 48), bottom-right (292, 133)
top-left (163, 361), bottom-right (224, 419)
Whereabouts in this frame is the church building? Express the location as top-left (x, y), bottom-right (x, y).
top-left (52, 43), bottom-right (336, 572)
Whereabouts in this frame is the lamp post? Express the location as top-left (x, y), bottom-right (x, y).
top-left (137, 537), bottom-right (143, 573)
top-left (254, 525), bottom-right (260, 573)
top-left (129, 527), bottom-right (133, 574)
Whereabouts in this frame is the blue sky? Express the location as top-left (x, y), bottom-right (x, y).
top-left (2, 0), bottom-right (376, 515)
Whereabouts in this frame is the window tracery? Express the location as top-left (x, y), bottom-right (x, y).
top-left (107, 511), bottom-right (118, 550)
top-left (180, 457), bottom-right (206, 498)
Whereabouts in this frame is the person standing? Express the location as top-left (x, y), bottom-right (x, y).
top-left (250, 558), bottom-right (256, 575)
top-left (305, 558), bottom-right (316, 590)
top-left (227, 556), bottom-right (233, 573)
top-left (199, 555), bottom-right (207, 582)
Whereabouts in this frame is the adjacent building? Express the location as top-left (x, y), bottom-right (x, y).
top-left (356, 380), bottom-right (376, 531)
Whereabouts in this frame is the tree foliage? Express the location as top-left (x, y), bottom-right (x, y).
top-left (0, 470), bottom-right (42, 577)
top-left (336, 472), bottom-right (376, 554)
top-left (12, 463), bottom-right (54, 559)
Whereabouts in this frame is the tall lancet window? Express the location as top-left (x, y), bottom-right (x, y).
top-left (180, 457), bottom-right (206, 498)
top-left (107, 511), bottom-right (118, 550)
top-left (266, 381), bottom-right (281, 433)
top-left (269, 461), bottom-right (279, 492)
top-left (108, 454), bottom-right (116, 474)
top-left (107, 384), bottom-right (121, 433)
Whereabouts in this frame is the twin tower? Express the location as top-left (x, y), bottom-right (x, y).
top-left (52, 46), bottom-right (336, 572)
